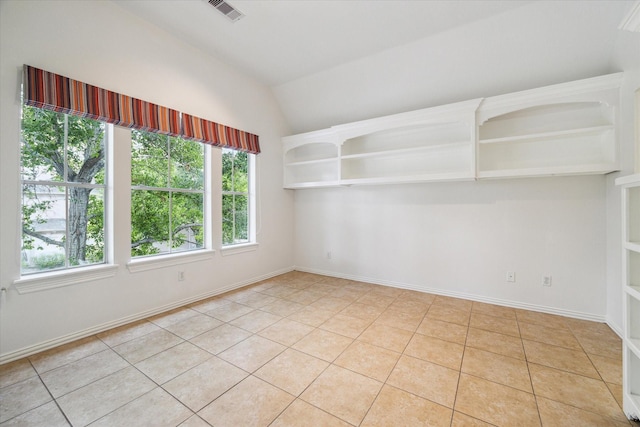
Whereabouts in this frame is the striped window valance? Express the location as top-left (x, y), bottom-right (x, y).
top-left (22, 65), bottom-right (260, 153)
top-left (182, 113), bottom-right (260, 154)
top-left (23, 65), bottom-right (181, 136)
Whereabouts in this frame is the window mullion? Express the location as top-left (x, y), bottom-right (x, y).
top-left (63, 114), bottom-right (70, 268)
top-left (232, 193), bottom-right (236, 243)
top-left (232, 154), bottom-right (236, 243)
top-left (167, 136), bottom-right (173, 251)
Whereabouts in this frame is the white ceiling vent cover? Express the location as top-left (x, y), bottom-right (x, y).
top-left (207, 0), bottom-right (244, 22)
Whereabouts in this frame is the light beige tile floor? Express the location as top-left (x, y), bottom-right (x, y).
top-left (0, 271), bottom-right (637, 426)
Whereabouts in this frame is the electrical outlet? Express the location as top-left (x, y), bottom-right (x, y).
top-left (178, 271), bottom-right (185, 281)
top-left (542, 275), bottom-right (552, 287)
top-left (327, 251), bottom-right (332, 260)
top-left (506, 272), bottom-right (516, 282)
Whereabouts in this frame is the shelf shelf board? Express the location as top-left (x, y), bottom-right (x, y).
top-left (615, 174), bottom-right (640, 187)
top-left (340, 171), bottom-right (475, 186)
top-left (478, 124), bottom-right (614, 145)
top-left (341, 141), bottom-right (470, 160)
top-left (285, 158), bottom-right (338, 167)
top-left (284, 180), bottom-right (341, 189)
top-left (627, 339), bottom-right (640, 361)
top-left (626, 285), bottom-right (640, 301)
top-left (625, 242), bottom-right (640, 254)
top-left (478, 163), bottom-right (618, 179)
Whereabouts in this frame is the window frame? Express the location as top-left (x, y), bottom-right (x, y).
top-left (15, 108), bottom-right (117, 293)
top-left (129, 130), bottom-right (208, 260)
top-left (19, 109), bottom-right (111, 275)
top-left (221, 148), bottom-right (256, 250)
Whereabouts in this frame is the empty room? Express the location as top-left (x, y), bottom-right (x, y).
top-left (1, 0), bottom-right (640, 426)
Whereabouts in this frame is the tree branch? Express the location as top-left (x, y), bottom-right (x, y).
top-left (78, 128), bottom-right (105, 182)
top-left (173, 223), bottom-right (202, 234)
top-left (131, 237), bottom-right (156, 249)
top-left (22, 227), bottom-right (64, 248)
top-left (77, 148), bottom-right (104, 182)
top-left (45, 130), bottom-right (67, 179)
top-left (131, 223), bottom-right (202, 249)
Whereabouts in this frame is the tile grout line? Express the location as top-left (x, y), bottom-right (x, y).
top-left (448, 301), bottom-right (472, 427)
top-left (516, 315), bottom-right (544, 427)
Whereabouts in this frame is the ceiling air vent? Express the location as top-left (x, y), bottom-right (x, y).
top-left (207, 0), bottom-right (244, 22)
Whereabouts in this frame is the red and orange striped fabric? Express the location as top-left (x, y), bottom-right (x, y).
top-left (23, 65), bottom-right (260, 153)
top-left (23, 65), bottom-right (181, 136)
top-left (182, 113), bottom-right (260, 154)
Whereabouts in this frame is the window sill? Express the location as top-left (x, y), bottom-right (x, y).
top-left (220, 242), bottom-right (259, 256)
top-left (13, 264), bottom-right (119, 294)
top-left (127, 250), bottom-right (215, 273)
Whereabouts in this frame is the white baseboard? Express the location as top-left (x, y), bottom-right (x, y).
top-left (606, 316), bottom-right (624, 338)
top-left (295, 266), bottom-right (608, 323)
top-left (0, 266), bottom-right (294, 365)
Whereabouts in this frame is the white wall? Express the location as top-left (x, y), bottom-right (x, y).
top-left (0, 1), bottom-right (294, 360)
top-left (294, 176), bottom-right (608, 319)
top-left (273, 0), bottom-right (631, 135)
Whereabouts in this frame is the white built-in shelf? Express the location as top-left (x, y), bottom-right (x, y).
top-left (478, 124), bottom-right (614, 145)
top-left (617, 173), bottom-right (640, 421)
top-left (477, 164), bottom-right (618, 180)
top-left (341, 171), bottom-right (475, 187)
top-left (284, 180), bottom-right (341, 190)
top-left (283, 129), bottom-right (340, 189)
top-left (283, 73), bottom-right (622, 188)
top-left (477, 74), bottom-right (622, 178)
top-left (332, 99), bottom-right (480, 185)
top-left (340, 141), bottom-right (470, 160)
top-left (340, 138), bottom-right (474, 183)
top-left (286, 158), bottom-right (337, 167)
top-left (283, 99), bottom-right (481, 188)
top-left (630, 340), bottom-right (640, 361)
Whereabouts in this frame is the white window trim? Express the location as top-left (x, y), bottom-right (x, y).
top-left (222, 150), bottom-right (256, 248)
top-left (220, 242), bottom-right (259, 256)
top-left (13, 264), bottom-right (119, 294)
top-left (127, 249), bottom-right (214, 273)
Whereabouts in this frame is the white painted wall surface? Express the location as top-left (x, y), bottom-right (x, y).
top-left (273, 1), bottom-right (631, 135)
top-left (294, 176), bottom-right (608, 319)
top-left (0, 1), bottom-right (293, 360)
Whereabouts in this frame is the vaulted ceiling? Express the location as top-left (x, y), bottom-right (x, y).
top-left (113, 0), bottom-right (639, 133)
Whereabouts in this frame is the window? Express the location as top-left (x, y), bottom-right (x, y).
top-left (20, 106), bottom-right (108, 274)
top-left (131, 130), bottom-right (205, 258)
top-left (222, 148), bottom-right (253, 246)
